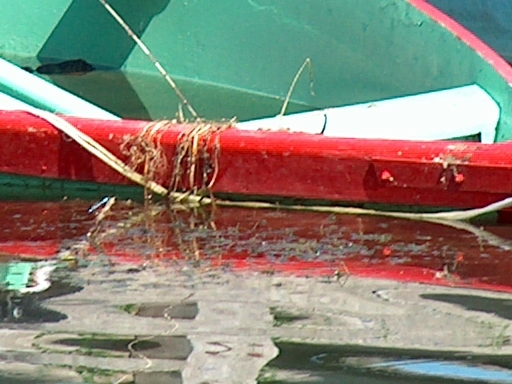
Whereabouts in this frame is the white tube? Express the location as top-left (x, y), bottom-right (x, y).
top-left (237, 85), bottom-right (499, 143)
top-left (0, 58), bottom-right (119, 120)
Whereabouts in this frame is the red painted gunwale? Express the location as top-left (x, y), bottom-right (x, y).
top-left (1, 110), bottom-right (512, 210)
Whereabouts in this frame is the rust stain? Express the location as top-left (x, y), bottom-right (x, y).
top-left (432, 152), bottom-right (473, 169)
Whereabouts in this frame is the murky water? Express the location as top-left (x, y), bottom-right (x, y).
top-left (1, 200), bottom-right (511, 289)
top-left (263, 342), bottom-right (512, 383)
top-left (0, 199), bottom-right (512, 383)
top-left (3, 52), bottom-right (315, 121)
top-left (45, 70), bottom-right (314, 121)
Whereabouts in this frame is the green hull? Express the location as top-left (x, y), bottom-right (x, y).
top-left (0, 173), bottom-right (143, 202)
top-left (1, 0), bottom-right (512, 140)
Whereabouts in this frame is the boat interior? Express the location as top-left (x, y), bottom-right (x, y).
top-left (0, 0), bottom-right (511, 142)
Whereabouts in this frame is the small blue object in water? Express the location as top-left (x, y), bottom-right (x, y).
top-left (372, 359), bottom-right (512, 383)
top-left (88, 197), bottom-right (112, 214)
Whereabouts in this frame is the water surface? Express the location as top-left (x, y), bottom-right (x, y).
top-left (0, 199), bottom-right (511, 383)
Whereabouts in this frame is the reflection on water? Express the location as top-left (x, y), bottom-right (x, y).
top-left (0, 200), bottom-right (512, 383)
top-left (37, 333), bottom-right (192, 360)
top-left (421, 293), bottom-right (512, 321)
top-left (0, 261), bottom-right (81, 324)
top-left (1, 199), bottom-right (511, 291)
top-left (123, 301), bottom-right (199, 320)
top-left (47, 69), bottom-right (314, 121)
top-left (261, 342), bottom-right (512, 383)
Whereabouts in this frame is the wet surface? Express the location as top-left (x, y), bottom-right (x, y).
top-left (0, 275), bottom-right (81, 324)
top-left (22, 59), bottom-right (95, 75)
top-left (0, 199), bottom-right (511, 383)
top-left (1, 200), bottom-right (511, 291)
top-left (5, 46), bottom-right (317, 121)
top-left (263, 342), bottom-right (512, 383)
top-left (421, 293), bottom-right (512, 321)
top-left (124, 302), bottom-right (199, 320)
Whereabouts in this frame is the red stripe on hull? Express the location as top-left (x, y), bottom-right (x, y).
top-left (1, 111), bottom-right (512, 209)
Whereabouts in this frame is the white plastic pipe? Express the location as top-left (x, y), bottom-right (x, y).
top-left (0, 91), bottom-right (34, 110)
top-left (0, 58), bottom-right (119, 120)
top-left (237, 85), bottom-right (500, 143)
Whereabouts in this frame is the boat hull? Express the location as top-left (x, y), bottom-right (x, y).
top-left (1, 0), bottom-right (512, 140)
top-left (1, 111), bottom-right (512, 213)
top-left (427, 0), bottom-right (512, 63)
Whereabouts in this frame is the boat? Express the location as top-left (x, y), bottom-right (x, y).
top-left (0, 0), bottom-right (511, 213)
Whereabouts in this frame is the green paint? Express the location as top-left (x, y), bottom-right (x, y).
top-left (75, 366), bottom-right (133, 383)
top-left (1, 1), bottom-right (510, 139)
top-left (42, 70), bottom-right (313, 121)
top-left (0, 262), bottom-right (33, 291)
top-left (119, 303), bottom-right (140, 315)
top-left (0, 172), bottom-right (143, 201)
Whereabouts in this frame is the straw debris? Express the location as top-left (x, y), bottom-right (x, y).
top-left (279, 58), bottom-right (314, 118)
top-left (120, 120), bottom-right (170, 201)
top-left (118, 117), bottom-right (233, 208)
top-left (170, 120), bottom-right (232, 198)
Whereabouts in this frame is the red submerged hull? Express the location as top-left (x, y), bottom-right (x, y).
top-left (1, 110), bottom-right (512, 211)
top-left (1, 201), bottom-right (511, 293)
